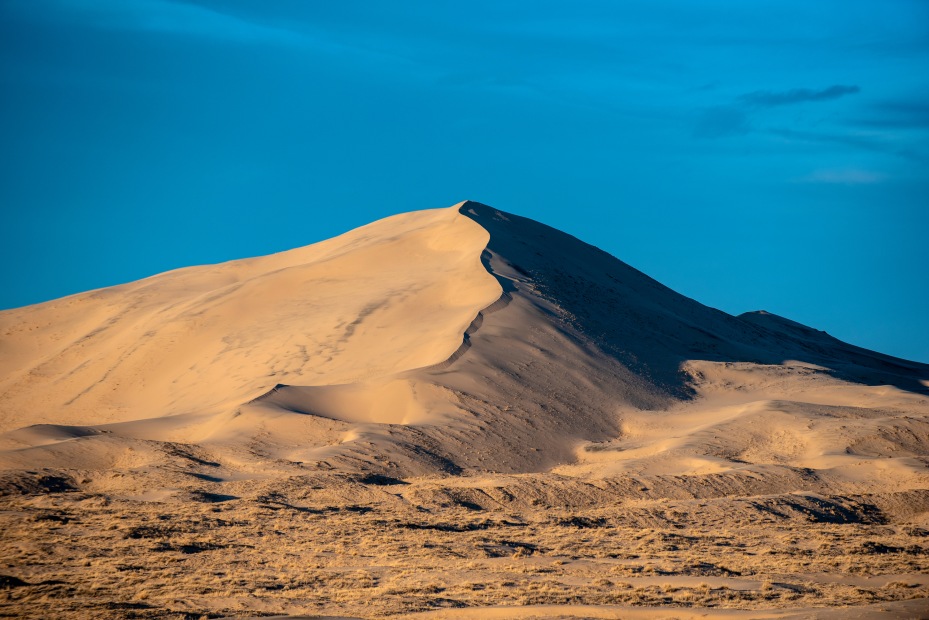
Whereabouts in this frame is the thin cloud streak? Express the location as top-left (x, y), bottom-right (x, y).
top-left (36, 0), bottom-right (300, 43)
top-left (695, 85), bottom-right (861, 140)
top-left (770, 128), bottom-right (924, 161)
top-left (738, 85), bottom-right (860, 108)
top-left (9, 0), bottom-right (432, 82)
top-left (854, 99), bottom-right (929, 129)
top-left (798, 168), bottom-right (887, 185)
top-left (693, 106), bottom-right (751, 138)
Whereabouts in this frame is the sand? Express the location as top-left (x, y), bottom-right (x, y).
top-left (1, 201), bottom-right (927, 618)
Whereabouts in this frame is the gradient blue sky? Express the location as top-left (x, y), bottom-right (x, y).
top-left (2, 1), bottom-right (928, 362)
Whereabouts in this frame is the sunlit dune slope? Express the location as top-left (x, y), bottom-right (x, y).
top-left (0, 206), bottom-right (501, 431)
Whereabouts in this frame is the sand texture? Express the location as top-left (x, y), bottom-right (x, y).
top-left (1, 201), bottom-right (928, 619)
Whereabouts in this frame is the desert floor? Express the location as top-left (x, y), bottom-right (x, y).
top-left (2, 467), bottom-right (928, 619)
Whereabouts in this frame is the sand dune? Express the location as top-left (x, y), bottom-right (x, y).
top-left (1, 201), bottom-right (927, 618)
top-left (0, 206), bottom-right (500, 432)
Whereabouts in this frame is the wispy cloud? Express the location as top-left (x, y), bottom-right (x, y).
top-left (738, 85), bottom-right (860, 108)
top-left (38, 0), bottom-right (299, 43)
top-left (797, 168), bottom-right (887, 185)
top-left (13, 0), bottom-right (423, 78)
top-left (770, 127), bottom-right (923, 161)
top-left (853, 98), bottom-right (929, 129)
top-left (695, 84), bottom-right (861, 140)
top-left (693, 106), bottom-right (751, 138)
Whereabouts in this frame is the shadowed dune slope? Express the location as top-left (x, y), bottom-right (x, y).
top-left (252, 202), bottom-right (929, 474)
top-left (460, 201), bottom-right (928, 396)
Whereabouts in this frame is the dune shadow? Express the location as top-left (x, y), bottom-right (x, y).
top-left (459, 202), bottom-right (929, 398)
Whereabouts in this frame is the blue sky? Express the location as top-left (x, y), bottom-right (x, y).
top-left (1, 1), bottom-right (927, 362)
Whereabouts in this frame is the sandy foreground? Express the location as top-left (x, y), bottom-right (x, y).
top-left (1, 202), bottom-right (928, 618)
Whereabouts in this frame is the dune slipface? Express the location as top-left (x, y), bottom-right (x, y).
top-left (1, 201), bottom-right (928, 619)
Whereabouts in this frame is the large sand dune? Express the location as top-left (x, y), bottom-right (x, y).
top-left (1, 201), bottom-right (928, 619)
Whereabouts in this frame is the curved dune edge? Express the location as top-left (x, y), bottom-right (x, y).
top-left (246, 207), bottom-right (516, 428)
